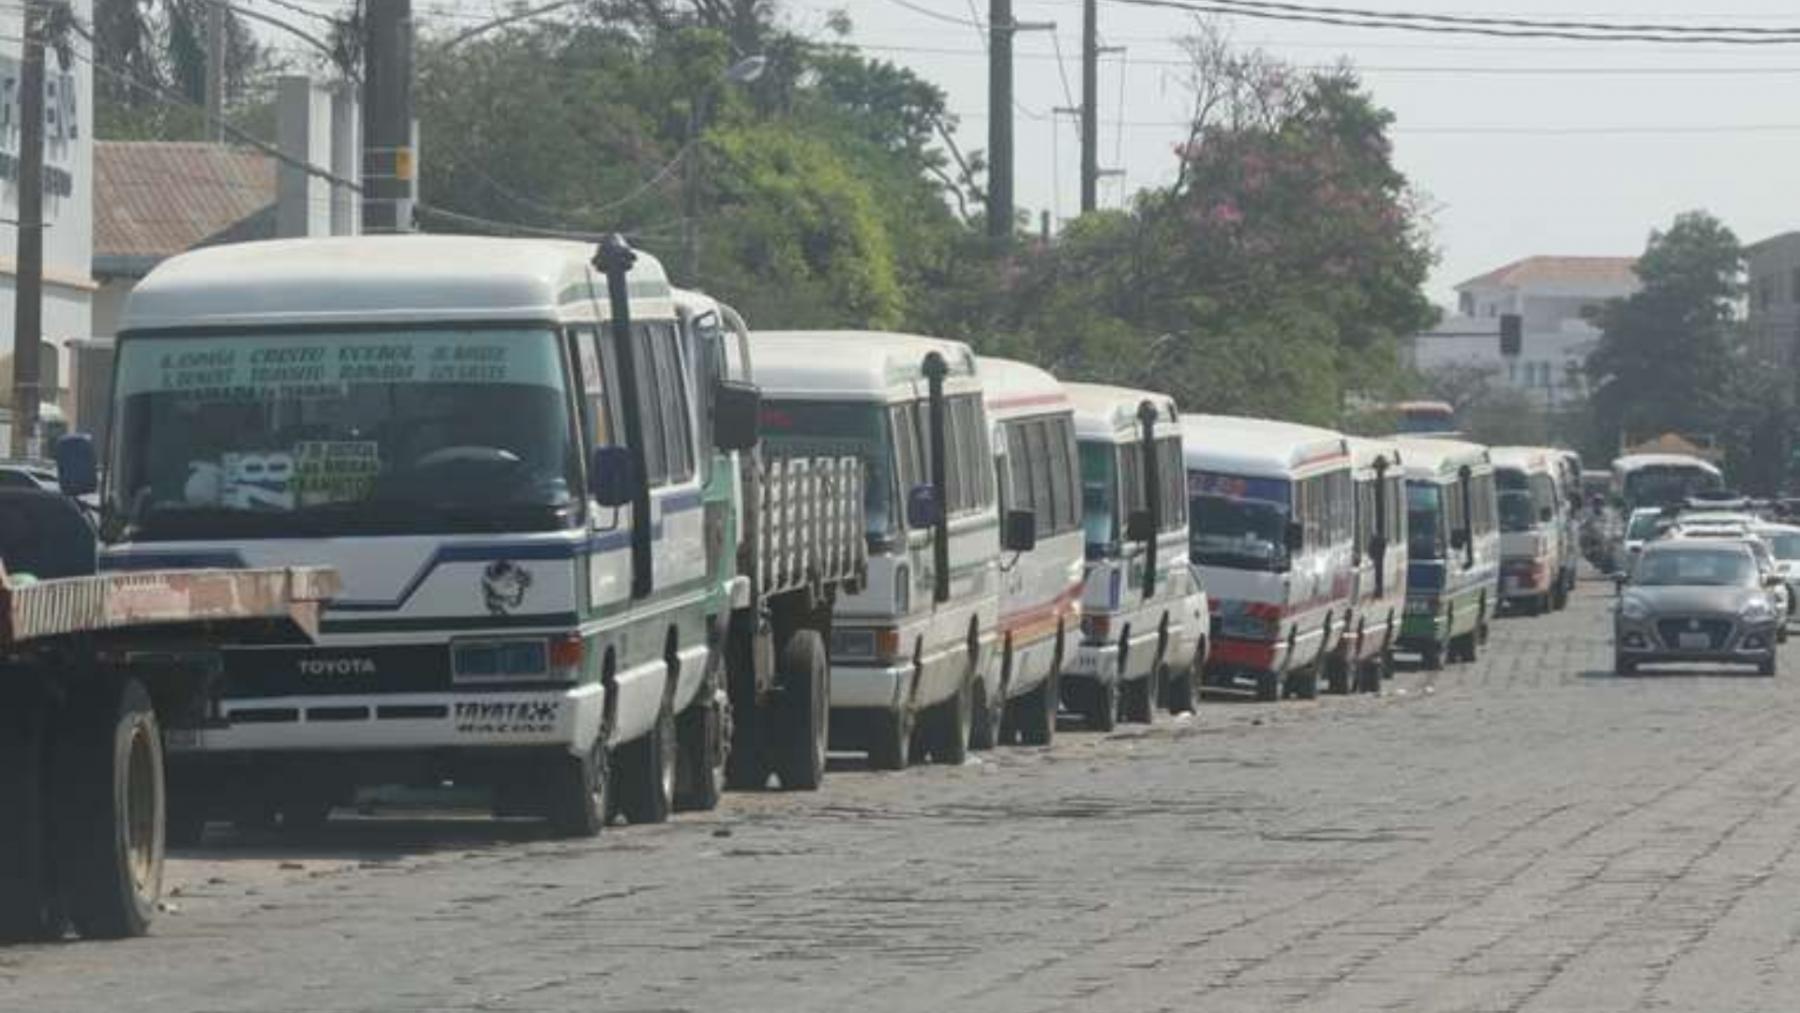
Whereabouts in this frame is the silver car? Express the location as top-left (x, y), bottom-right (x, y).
top-left (1614, 541), bottom-right (1780, 676)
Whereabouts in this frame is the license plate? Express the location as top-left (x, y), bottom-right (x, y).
top-left (1678, 632), bottom-right (1712, 649)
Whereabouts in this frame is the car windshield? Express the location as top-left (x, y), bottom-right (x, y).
top-left (1627, 512), bottom-right (1665, 540)
top-left (1406, 481), bottom-right (1444, 560)
top-left (110, 328), bottom-right (580, 540)
top-left (1187, 470), bottom-right (1290, 572)
top-left (1632, 548), bottom-right (1756, 587)
top-left (1763, 532), bottom-right (1800, 560)
top-left (760, 399), bottom-right (896, 538)
top-left (1498, 489), bottom-right (1536, 533)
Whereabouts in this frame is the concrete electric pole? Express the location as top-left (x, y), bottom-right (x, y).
top-left (8, 1), bottom-right (46, 456)
top-left (361, 0), bottom-right (415, 232)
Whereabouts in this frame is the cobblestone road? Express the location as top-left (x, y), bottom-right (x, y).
top-left (9, 579), bottom-right (1800, 1012)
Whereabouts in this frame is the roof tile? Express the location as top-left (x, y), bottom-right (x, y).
top-left (94, 141), bottom-right (276, 262)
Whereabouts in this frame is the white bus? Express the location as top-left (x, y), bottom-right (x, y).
top-left (752, 331), bottom-right (1007, 770)
top-left (1064, 384), bottom-right (1207, 727)
top-left (1611, 453), bottom-right (1724, 512)
top-left (1183, 415), bottom-right (1354, 701)
top-left (99, 236), bottom-right (745, 837)
top-left (1343, 436), bottom-right (1408, 692)
top-left (1491, 446), bottom-right (1568, 615)
top-left (1396, 437), bottom-right (1500, 668)
top-left (979, 356), bottom-right (1085, 747)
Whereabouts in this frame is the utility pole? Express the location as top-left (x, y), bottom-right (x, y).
top-left (986, 0), bottom-right (1012, 241)
top-left (1079, 0), bottom-right (1096, 214)
top-left (9, 1), bottom-right (46, 457)
top-left (206, 0), bottom-right (226, 141)
top-left (361, 0), bottom-right (414, 232)
top-left (986, 6), bottom-right (1054, 242)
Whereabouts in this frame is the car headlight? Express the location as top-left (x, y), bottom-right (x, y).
top-left (1741, 597), bottom-right (1778, 623)
top-left (1619, 595), bottom-right (1651, 621)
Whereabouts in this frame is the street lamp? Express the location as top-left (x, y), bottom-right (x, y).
top-left (683, 54), bottom-right (765, 280)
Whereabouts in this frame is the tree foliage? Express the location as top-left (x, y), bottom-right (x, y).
top-left (1585, 211), bottom-right (1743, 448)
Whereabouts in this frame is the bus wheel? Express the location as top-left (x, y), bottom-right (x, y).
top-left (772, 631), bottom-right (828, 792)
top-left (617, 696), bottom-right (677, 825)
top-left (920, 666), bottom-right (973, 765)
top-left (1121, 666), bottom-right (1157, 724)
top-left (969, 673), bottom-right (1001, 752)
top-left (674, 676), bottom-right (727, 812)
top-left (52, 676), bottom-right (164, 940)
top-left (1255, 669), bottom-right (1280, 703)
top-left (1013, 670), bottom-right (1059, 746)
top-left (1085, 679), bottom-right (1119, 732)
top-left (1326, 652), bottom-right (1354, 695)
top-left (0, 694), bottom-right (61, 942)
top-left (1289, 662), bottom-right (1321, 701)
top-left (868, 706), bottom-right (913, 771)
top-left (544, 734), bottom-right (610, 838)
top-left (1165, 657), bottom-right (1197, 716)
top-left (1422, 644), bottom-right (1446, 671)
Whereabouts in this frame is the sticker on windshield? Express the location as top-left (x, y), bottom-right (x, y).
top-left (119, 332), bottom-right (564, 399)
top-left (183, 451), bottom-right (297, 510)
top-left (295, 441), bottom-right (380, 505)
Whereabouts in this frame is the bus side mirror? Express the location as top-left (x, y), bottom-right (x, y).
top-left (54, 434), bottom-right (97, 497)
top-left (1539, 506), bottom-right (1554, 523)
top-left (1369, 533), bottom-right (1388, 559)
top-left (1127, 510), bottom-right (1155, 543)
top-left (906, 484), bottom-right (941, 530)
top-left (1283, 522), bottom-right (1304, 553)
top-left (589, 445), bottom-right (639, 507)
top-left (1002, 509), bottom-right (1037, 553)
top-left (1450, 528), bottom-right (1470, 551)
top-left (712, 379), bottom-right (761, 453)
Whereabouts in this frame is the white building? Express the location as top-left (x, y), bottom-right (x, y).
top-left (1745, 231), bottom-right (1800, 370)
top-left (0, 0), bottom-right (95, 446)
top-left (1407, 256), bottom-right (1640, 412)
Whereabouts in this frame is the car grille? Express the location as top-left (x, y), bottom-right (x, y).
top-left (1655, 617), bottom-right (1733, 650)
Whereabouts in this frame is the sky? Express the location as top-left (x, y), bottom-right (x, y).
top-left (790, 0), bottom-right (1800, 307)
top-left (270, 0), bottom-right (1800, 308)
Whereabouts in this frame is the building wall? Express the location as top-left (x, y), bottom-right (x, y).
top-left (1746, 233), bottom-right (1800, 369)
top-left (0, 0), bottom-right (94, 442)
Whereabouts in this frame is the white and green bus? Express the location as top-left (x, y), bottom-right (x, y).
top-left (1396, 437), bottom-right (1500, 669)
top-left (98, 235), bottom-right (764, 837)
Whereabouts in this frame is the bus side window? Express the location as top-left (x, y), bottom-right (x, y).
top-left (570, 326), bottom-right (618, 450)
top-left (892, 403), bottom-right (922, 521)
top-left (649, 323), bottom-right (695, 484)
top-left (1048, 417), bottom-right (1076, 535)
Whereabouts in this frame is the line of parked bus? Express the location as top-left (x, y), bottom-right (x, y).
top-left (57, 235), bottom-right (1599, 842)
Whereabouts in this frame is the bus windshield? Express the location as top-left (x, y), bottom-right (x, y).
top-left (760, 399), bottom-right (896, 538)
top-left (1407, 481), bottom-right (1444, 560)
top-left (1498, 489), bottom-right (1536, 533)
top-left (111, 328), bottom-right (579, 540)
top-left (1622, 464), bottom-right (1721, 508)
top-left (1188, 471), bottom-right (1290, 572)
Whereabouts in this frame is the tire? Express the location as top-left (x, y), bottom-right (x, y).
top-left (723, 618), bottom-right (767, 792)
top-left (772, 631), bottom-right (828, 792)
top-left (544, 735), bottom-right (609, 838)
top-left (617, 694), bottom-right (677, 825)
top-left (970, 665), bottom-right (1002, 752)
top-left (1255, 669), bottom-right (1280, 703)
top-left (1457, 632), bottom-right (1480, 664)
top-left (1422, 645), bottom-right (1445, 671)
top-left (1615, 655), bottom-right (1636, 676)
top-left (1326, 652), bottom-right (1353, 695)
top-left (0, 694), bottom-right (61, 942)
top-left (1165, 659), bottom-right (1197, 715)
top-left (674, 680), bottom-right (727, 812)
top-left (1289, 662), bottom-right (1320, 701)
top-left (1758, 656), bottom-right (1777, 677)
top-left (1121, 665), bottom-right (1158, 724)
top-left (1014, 669), bottom-right (1059, 746)
top-left (920, 666), bottom-right (974, 764)
top-left (51, 677), bottom-right (164, 940)
top-left (1087, 678), bottom-right (1119, 731)
top-left (867, 705), bottom-right (913, 771)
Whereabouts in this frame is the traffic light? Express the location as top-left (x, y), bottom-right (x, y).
top-left (1499, 313), bottom-right (1522, 357)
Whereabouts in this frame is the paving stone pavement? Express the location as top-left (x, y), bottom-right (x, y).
top-left (8, 579), bottom-right (1800, 1013)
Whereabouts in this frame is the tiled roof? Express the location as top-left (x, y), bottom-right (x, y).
top-left (94, 141), bottom-right (275, 265)
top-left (1457, 255), bottom-right (1638, 292)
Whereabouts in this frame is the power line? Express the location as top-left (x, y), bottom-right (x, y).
top-left (852, 42), bottom-right (1800, 73)
top-left (1047, 31), bottom-right (1079, 109)
top-left (1101, 0), bottom-right (1800, 45)
top-left (880, 0), bottom-right (988, 29)
top-left (954, 109), bottom-right (1800, 134)
top-left (1197, 0), bottom-right (1800, 38)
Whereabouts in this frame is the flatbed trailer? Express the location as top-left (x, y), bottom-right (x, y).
top-left (0, 564), bottom-right (337, 941)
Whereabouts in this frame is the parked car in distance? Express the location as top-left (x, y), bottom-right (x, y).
top-left (1752, 523), bottom-right (1800, 625)
top-left (1614, 540), bottom-right (1780, 676)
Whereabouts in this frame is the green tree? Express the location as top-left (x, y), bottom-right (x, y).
top-left (93, 0), bottom-right (276, 139)
top-left (1585, 210), bottom-right (1742, 449)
